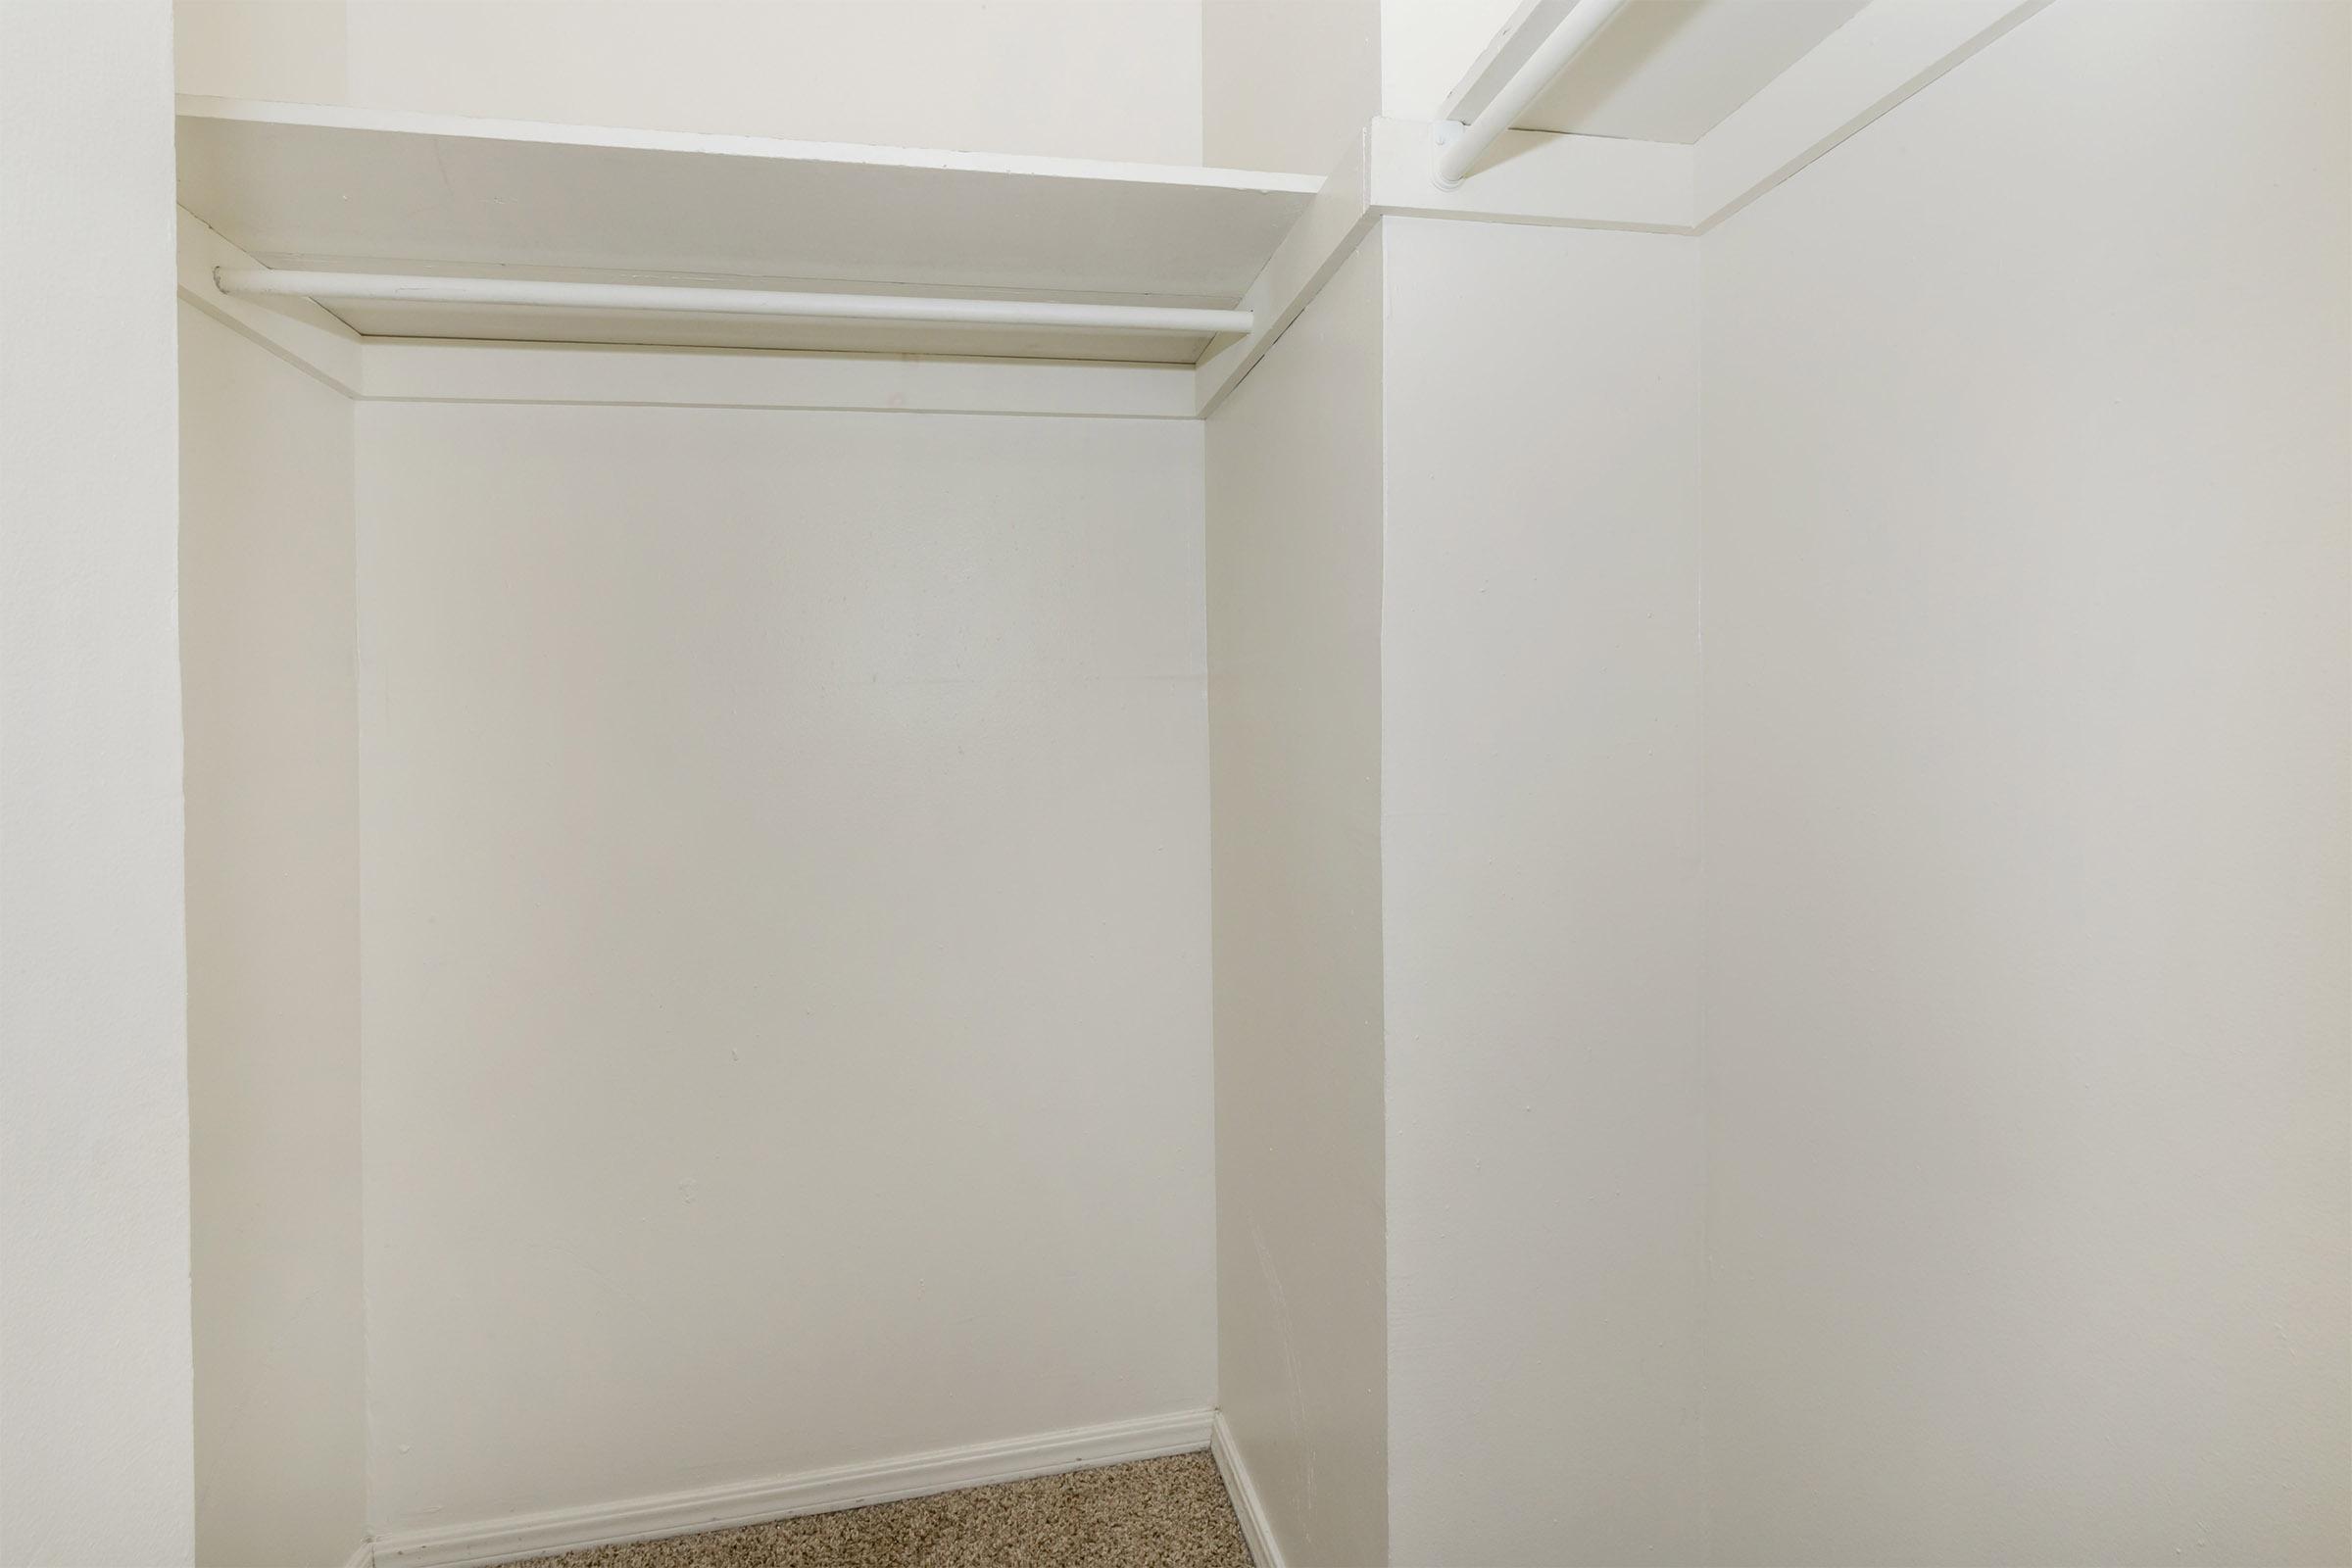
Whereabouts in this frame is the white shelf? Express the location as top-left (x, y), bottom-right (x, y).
top-left (174, 97), bottom-right (1321, 365)
top-left (1440, 0), bottom-right (1871, 146)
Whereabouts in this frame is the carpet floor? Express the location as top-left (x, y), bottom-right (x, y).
top-left (515, 1452), bottom-right (1254, 1568)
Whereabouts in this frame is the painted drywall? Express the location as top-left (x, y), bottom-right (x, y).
top-left (1700, 2), bottom-right (2352, 1562)
top-left (179, 305), bottom-right (367, 1568)
top-left (354, 403), bottom-right (1212, 1532)
top-left (0, 3), bottom-right (194, 1563)
top-left (174, 0), bottom-right (349, 106)
top-left (1380, 216), bottom-right (1707, 1566)
top-left (1206, 237), bottom-right (1391, 1568)
top-left (1380, 0), bottom-right (1519, 119)
top-left (177, 0), bottom-right (1207, 167)
top-left (1202, 0), bottom-right (1380, 177)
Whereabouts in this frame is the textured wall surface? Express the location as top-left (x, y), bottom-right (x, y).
top-left (180, 305), bottom-right (368, 1568)
top-left (0, 4), bottom-right (194, 1562)
top-left (1381, 217), bottom-right (1707, 1567)
top-left (1702, 4), bottom-right (2352, 1561)
top-left (1207, 239), bottom-right (1392, 1568)
top-left (1202, 0), bottom-right (1378, 174)
top-left (356, 403), bottom-right (1213, 1533)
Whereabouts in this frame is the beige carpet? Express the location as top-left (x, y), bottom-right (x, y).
top-left (517, 1451), bottom-right (1254, 1568)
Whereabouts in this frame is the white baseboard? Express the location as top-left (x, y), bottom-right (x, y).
top-left (1208, 1411), bottom-right (1284, 1568)
top-left (369, 1408), bottom-right (1215, 1568)
top-left (340, 1542), bottom-right (375, 1568)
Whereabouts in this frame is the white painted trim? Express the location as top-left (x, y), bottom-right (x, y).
top-left (178, 0), bottom-right (2047, 419)
top-left (369, 1409), bottom-right (1215, 1568)
top-left (179, 209), bottom-right (1197, 420)
top-left (1208, 1413), bottom-right (1284, 1568)
top-left (1433, 0), bottom-right (1639, 189)
top-left (1196, 0), bottom-right (2051, 414)
top-left (1193, 124), bottom-right (1382, 420)
top-left (338, 1541), bottom-right (375, 1568)
top-left (1368, 116), bottom-right (1694, 234)
top-left (179, 209), bottom-right (364, 398)
top-left (1438, 0), bottom-right (1569, 125)
top-left (215, 268), bottom-right (1254, 338)
top-left (1195, 115), bottom-right (1696, 413)
top-left (362, 341), bottom-right (1200, 421)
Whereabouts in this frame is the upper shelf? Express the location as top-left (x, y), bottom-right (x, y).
top-left (175, 97), bottom-right (1322, 363)
top-left (1443, 0), bottom-right (1868, 145)
top-left (1516, 0), bottom-right (1865, 141)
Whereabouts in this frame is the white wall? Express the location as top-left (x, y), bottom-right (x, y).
top-left (0, 4), bottom-right (194, 1563)
top-left (1202, 0), bottom-right (1379, 175)
top-left (175, 0), bottom-right (349, 106)
top-left (1700, 3), bottom-right (2352, 1562)
top-left (178, 0), bottom-right (1206, 167)
top-left (354, 403), bottom-right (1212, 1532)
top-left (1381, 217), bottom-right (1707, 1566)
top-left (1380, 0), bottom-right (1518, 119)
top-left (1206, 238), bottom-right (1392, 1568)
top-left (179, 306), bottom-right (367, 1568)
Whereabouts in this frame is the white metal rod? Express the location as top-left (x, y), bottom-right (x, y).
top-left (1433, 0), bottom-right (1637, 189)
top-left (213, 269), bottom-right (1252, 336)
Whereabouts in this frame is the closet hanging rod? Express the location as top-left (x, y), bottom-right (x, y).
top-left (1433, 0), bottom-right (1636, 189)
top-left (212, 269), bottom-right (1254, 336)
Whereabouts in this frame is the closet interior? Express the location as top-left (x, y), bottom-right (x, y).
top-left (134, 0), bottom-right (2352, 1565)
